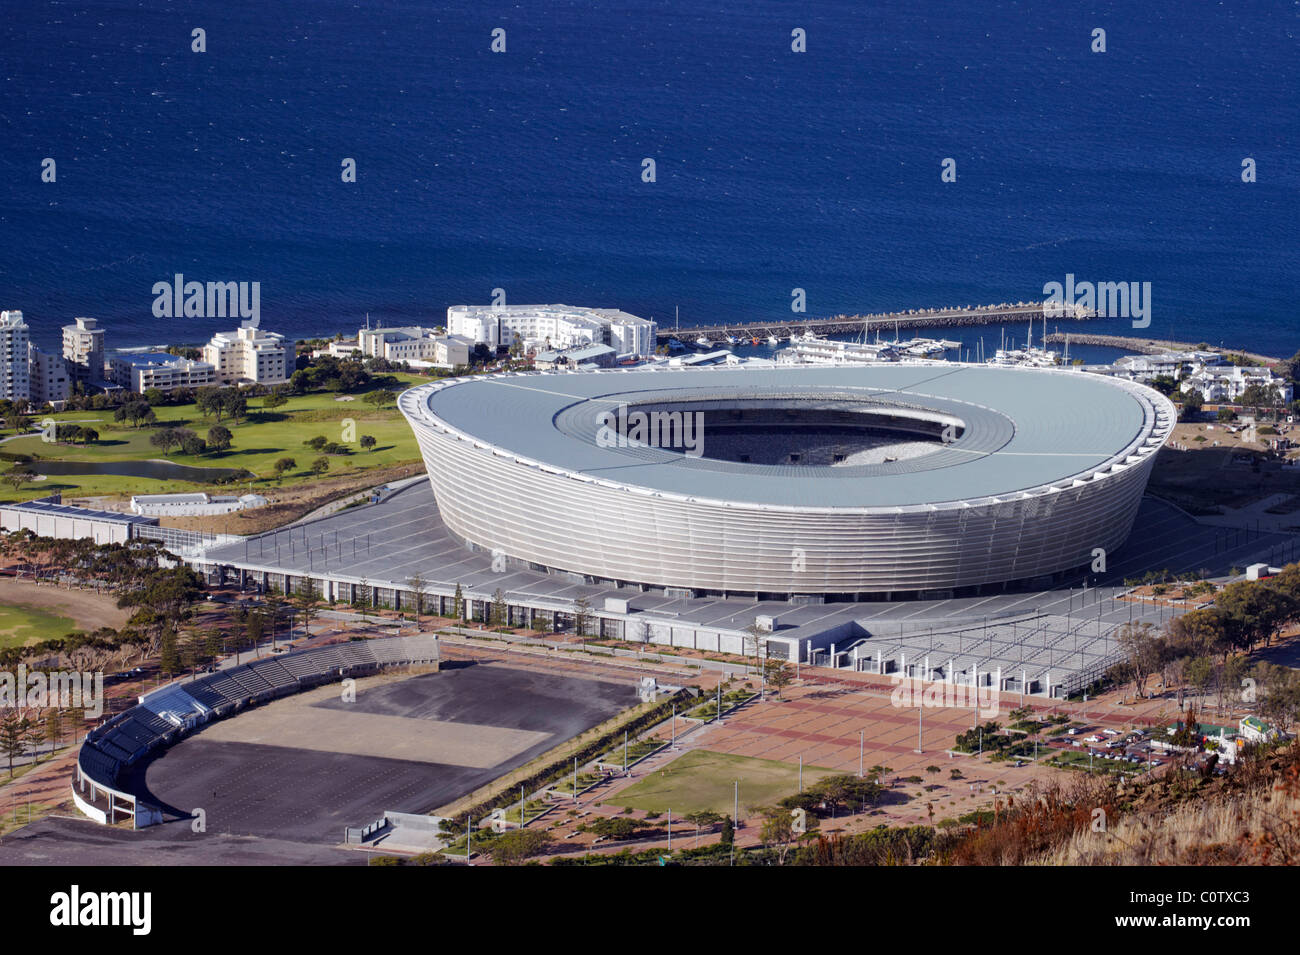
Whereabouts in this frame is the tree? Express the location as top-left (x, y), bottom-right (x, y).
top-left (1180, 388), bottom-right (1204, 417)
top-left (765, 659), bottom-right (793, 697)
top-left (743, 621), bottom-right (771, 672)
top-left (758, 806), bottom-right (796, 864)
top-left (204, 626), bottom-right (225, 662)
top-left (360, 434), bottom-right (376, 452)
top-left (291, 578), bottom-right (322, 639)
top-left (24, 719), bottom-right (44, 765)
top-left (310, 456), bottom-right (330, 476)
top-left (573, 595), bottom-right (592, 637)
top-left (452, 583), bottom-right (465, 621)
top-left (1216, 580), bottom-right (1294, 652)
top-left (149, 427), bottom-right (186, 455)
top-left (3, 471), bottom-right (34, 492)
top-left (363, 390), bottom-right (396, 408)
top-left (114, 400), bottom-right (152, 428)
top-left (1116, 622), bottom-right (1160, 698)
top-left (0, 713), bottom-right (30, 777)
top-left (159, 629), bottom-right (181, 676)
top-left (244, 611), bottom-right (264, 662)
top-left (719, 815), bottom-right (735, 846)
top-left (489, 829), bottom-right (552, 865)
top-left (262, 391), bottom-right (288, 411)
top-left (304, 435), bottom-right (328, 451)
top-left (1185, 655), bottom-right (1214, 704)
top-left (1167, 606), bottom-right (1232, 660)
top-left (405, 572), bottom-right (427, 630)
top-left (207, 425), bottom-right (233, 452)
top-left (272, 457), bottom-right (296, 481)
top-left (491, 588), bottom-right (509, 629)
top-left (264, 591), bottom-right (287, 650)
top-left (44, 708), bottom-right (63, 754)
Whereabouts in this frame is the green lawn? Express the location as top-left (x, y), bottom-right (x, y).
top-left (1, 375), bottom-right (428, 498)
top-left (609, 749), bottom-right (835, 816)
top-left (0, 602), bottom-right (77, 650)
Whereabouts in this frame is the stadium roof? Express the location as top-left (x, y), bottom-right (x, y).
top-left (404, 364), bottom-right (1173, 510)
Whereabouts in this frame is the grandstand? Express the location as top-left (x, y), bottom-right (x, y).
top-left (73, 635), bottom-right (440, 828)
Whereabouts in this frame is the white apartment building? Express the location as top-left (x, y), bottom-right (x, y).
top-left (203, 326), bottom-right (292, 385)
top-left (446, 304), bottom-right (656, 358)
top-left (62, 316), bottom-right (106, 384)
top-left (358, 325), bottom-right (473, 366)
top-left (28, 344), bottom-right (70, 405)
top-left (1181, 364), bottom-right (1294, 404)
top-left (0, 310), bottom-right (31, 402)
top-left (110, 353), bottom-right (217, 392)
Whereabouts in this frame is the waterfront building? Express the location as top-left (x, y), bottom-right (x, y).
top-left (110, 353), bottom-right (217, 392)
top-left (203, 326), bottom-right (292, 385)
top-left (0, 310), bottom-right (31, 402)
top-left (28, 343), bottom-right (71, 405)
top-left (62, 316), bottom-right (107, 384)
top-left (447, 304), bottom-right (656, 358)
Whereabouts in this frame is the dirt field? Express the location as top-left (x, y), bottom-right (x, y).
top-left (0, 578), bottom-right (130, 632)
top-left (155, 463), bottom-right (425, 535)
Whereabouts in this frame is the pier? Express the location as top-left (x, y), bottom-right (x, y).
top-left (659, 301), bottom-right (1094, 344)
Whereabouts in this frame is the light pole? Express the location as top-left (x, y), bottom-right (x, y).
top-left (858, 729), bottom-right (864, 778)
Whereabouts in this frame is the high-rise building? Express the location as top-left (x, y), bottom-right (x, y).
top-left (0, 310), bottom-right (31, 402)
top-left (28, 343), bottom-right (71, 405)
top-left (203, 326), bottom-right (292, 385)
top-left (62, 316), bottom-right (106, 384)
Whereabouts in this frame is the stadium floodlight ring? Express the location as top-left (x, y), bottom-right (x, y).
top-left (399, 363), bottom-right (1175, 596)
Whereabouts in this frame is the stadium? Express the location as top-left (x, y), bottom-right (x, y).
top-left (399, 364), bottom-right (1177, 598)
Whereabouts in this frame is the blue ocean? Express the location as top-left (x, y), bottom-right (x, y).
top-left (1, 0), bottom-right (1297, 358)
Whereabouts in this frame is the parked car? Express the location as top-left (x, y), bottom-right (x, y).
top-left (1067, 727), bottom-right (1079, 735)
top-left (1084, 735), bottom-right (1102, 743)
top-left (1102, 729), bottom-right (1120, 736)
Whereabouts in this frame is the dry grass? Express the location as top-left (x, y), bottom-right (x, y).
top-left (1044, 759), bottom-right (1300, 865)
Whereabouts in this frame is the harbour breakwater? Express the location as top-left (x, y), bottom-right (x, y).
top-left (660, 301), bottom-right (1093, 343)
top-left (1043, 333), bottom-right (1280, 366)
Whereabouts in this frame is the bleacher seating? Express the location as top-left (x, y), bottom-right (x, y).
top-left (178, 681), bottom-right (228, 712)
top-left (227, 666), bottom-right (274, 696)
top-left (203, 671), bottom-right (249, 704)
top-left (247, 659), bottom-right (297, 690)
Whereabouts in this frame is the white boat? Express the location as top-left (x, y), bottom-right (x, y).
top-left (792, 338), bottom-right (897, 365)
top-left (767, 335), bottom-right (780, 346)
top-left (695, 335), bottom-right (711, 348)
top-left (725, 334), bottom-right (739, 346)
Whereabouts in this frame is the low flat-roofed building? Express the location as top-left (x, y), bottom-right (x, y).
top-left (0, 497), bottom-right (158, 545)
top-left (533, 343), bottom-right (617, 370)
top-left (130, 492), bottom-right (267, 516)
top-left (110, 353), bottom-right (217, 392)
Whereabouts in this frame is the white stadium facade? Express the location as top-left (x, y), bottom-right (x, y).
top-left (400, 363), bottom-right (1176, 599)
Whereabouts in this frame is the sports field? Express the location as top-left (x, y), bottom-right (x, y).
top-left (0, 602), bottom-right (76, 650)
top-left (610, 750), bottom-right (833, 816)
